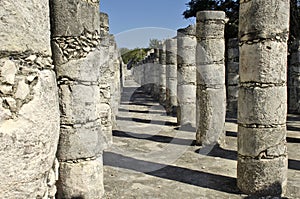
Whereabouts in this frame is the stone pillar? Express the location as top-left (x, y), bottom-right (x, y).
top-left (195, 11), bottom-right (226, 146)
top-left (288, 40), bottom-right (300, 114)
top-left (99, 12), bottom-right (113, 150)
top-left (0, 1), bottom-right (60, 198)
top-left (114, 47), bottom-right (121, 127)
top-left (50, 0), bottom-right (105, 198)
top-left (238, 0), bottom-right (289, 196)
top-left (149, 53), bottom-right (156, 96)
top-left (118, 55), bottom-right (123, 89)
top-left (100, 13), bottom-right (109, 37)
top-left (166, 38), bottom-right (178, 115)
top-left (177, 25), bottom-right (197, 127)
top-left (137, 61), bottom-right (144, 86)
top-left (144, 56), bottom-right (151, 94)
top-left (109, 35), bottom-right (120, 130)
top-left (159, 42), bottom-right (167, 105)
top-left (119, 53), bottom-right (125, 92)
top-left (141, 60), bottom-right (146, 86)
top-left (153, 49), bottom-right (160, 100)
top-left (227, 38), bottom-right (239, 118)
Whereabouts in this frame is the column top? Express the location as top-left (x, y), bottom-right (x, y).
top-left (177, 24), bottom-right (196, 36)
top-left (196, 11), bottom-right (226, 21)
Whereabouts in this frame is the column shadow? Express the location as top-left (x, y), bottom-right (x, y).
top-left (116, 116), bottom-right (178, 126)
top-left (103, 152), bottom-right (241, 194)
top-left (288, 159), bottom-right (300, 170)
top-left (195, 145), bottom-right (237, 161)
top-left (113, 130), bottom-right (195, 146)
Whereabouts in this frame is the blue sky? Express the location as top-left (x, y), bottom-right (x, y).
top-left (101, 0), bottom-right (195, 49)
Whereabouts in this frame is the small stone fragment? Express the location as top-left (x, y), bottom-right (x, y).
top-left (15, 79), bottom-right (30, 100)
top-left (1, 60), bottom-right (17, 84)
top-left (25, 55), bottom-right (37, 62)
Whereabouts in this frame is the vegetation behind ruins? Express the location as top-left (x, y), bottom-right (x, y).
top-left (183, 0), bottom-right (300, 42)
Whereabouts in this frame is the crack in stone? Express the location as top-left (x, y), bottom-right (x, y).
top-left (239, 31), bottom-right (289, 45)
top-left (59, 155), bottom-right (100, 163)
top-left (238, 123), bottom-right (286, 128)
top-left (60, 119), bottom-right (101, 127)
top-left (239, 142), bottom-right (287, 160)
top-left (240, 82), bottom-right (286, 88)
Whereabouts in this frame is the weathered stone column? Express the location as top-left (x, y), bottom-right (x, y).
top-left (136, 61), bottom-right (144, 86)
top-left (159, 42), bottom-right (167, 105)
top-left (51, 0), bottom-right (105, 198)
top-left (120, 57), bottom-right (125, 90)
top-left (0, 1), bottom-right (60, 198)
top-left (288, 40), bottom-right (300, 113)
top-left (141, 60), bottom-right (146, 86)
top-left (99, 12), bottom-right (113, 150)
top-left (196, 11), bottom-right (226, 146)
top-left (238, 0), bottom-right (289, 196)
top-left (153, 48), bottom-right (160, 100)
top-left (177, 25), bottom-right (197, 127)
top-left (227, 38), bottom-right (239, 118)
top-left (109, 35), bottom-right (121, 130)
top-left (144, 56), bottom-right (152, 94)
top-left (166, 38), bottom-right (178, 115)
top-left (149, 53), bottom-right (156, 96)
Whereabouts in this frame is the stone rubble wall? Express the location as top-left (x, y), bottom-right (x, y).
top-left (226, 38), bottom-right (239, 118)
top-left (0, 1), bottom-right (60, 198)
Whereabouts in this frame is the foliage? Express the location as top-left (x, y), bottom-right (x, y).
top-left (119, 48), bottom-right (131, 57)
top-left (290, 0), bottom-right (300, 41)
top-left (120, 48), bottom-right (150, 66)
top-left (183, 0), bottom-right (239, 40)
top-left (183, 0), bottom-right (223, 18)
top-left (148, 38), bottom-right (161, 49)
top-left (183, 0), bottom-right (300, 41)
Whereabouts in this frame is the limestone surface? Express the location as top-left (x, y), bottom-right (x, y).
top-left (177, 25), bottom-right (197, 127)
top-left (0, 61), bottom-right (60, 198)
top-left (196, 11), bottom-right (226, 146)
top-left (237, 0), bottom-right (289, 196)
top-left (165, 38), bottom-right (178, 114)
top-left (0, 0), bottom-right (51, 54)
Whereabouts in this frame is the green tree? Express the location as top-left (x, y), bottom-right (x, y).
top-left (120, 48), bottom-right (150, 66)
top-left (290, 0), bottom-right (300, 41)
top-left (148, 38), bottom-right (160, 49)
top-left (183, 0), bottom-right (239, 40)
top-left (183, 0), bottom-right (300, 41)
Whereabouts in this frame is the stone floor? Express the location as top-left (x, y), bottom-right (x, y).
top-left (103, 79), bottom-right (300, 199)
